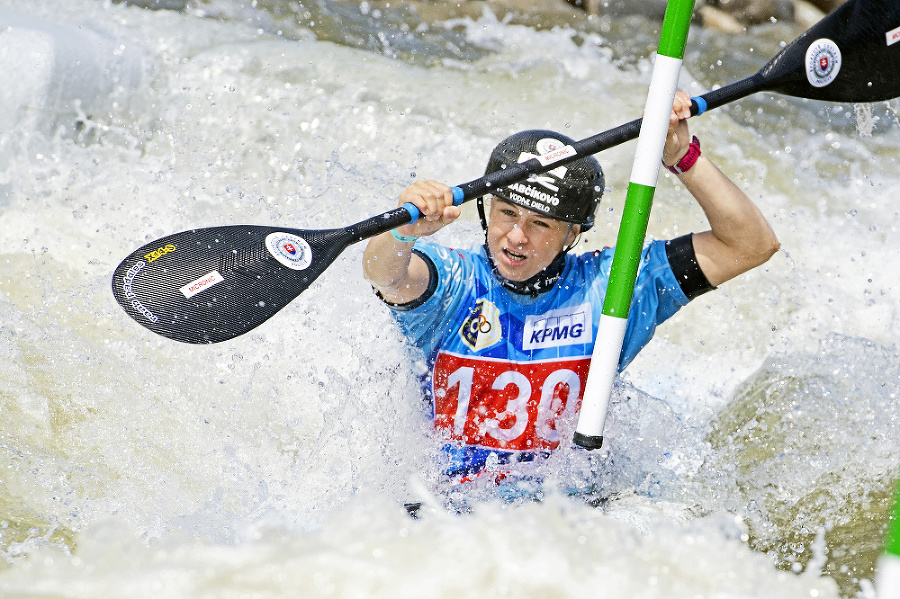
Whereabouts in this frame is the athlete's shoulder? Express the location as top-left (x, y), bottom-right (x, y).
top-left (569, 240), bottom-right (667, 268)
top-left (414, 241), bottom-right (484, 266)
top-left (409, 242), bottom-right (496, 304)
top-left (562, 246), bottom-right (614, 277)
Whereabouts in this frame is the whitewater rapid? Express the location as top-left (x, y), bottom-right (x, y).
top-left (0, 1), bottom-right (898, 597)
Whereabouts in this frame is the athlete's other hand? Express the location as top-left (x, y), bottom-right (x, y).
top-left (663, 91), bottom-right (693, 167)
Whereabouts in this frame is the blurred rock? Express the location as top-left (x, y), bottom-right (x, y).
top-left (392, 0), bottom-right (585, 24)
top-left (560, 0), bottom-right (834, 26)
top-left (490, 0), bottom-right (577, 11)
top-left (704, 0), bottom-right (795, 24)
top-left (567, 0), bottom-right (670, 20)
top-left (112, 0), bottom-right (188, 10)
top-left (698, 4), bottom-right (745, 33)
top-left (793, 0), bottom-right (827, 28)
top-left (805, 0), bottom-right (844, 11)
top-left (561, 0), bottom-right (835, 29)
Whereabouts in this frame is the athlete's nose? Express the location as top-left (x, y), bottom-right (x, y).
top-left (507, 224), bottom-right (528, 246)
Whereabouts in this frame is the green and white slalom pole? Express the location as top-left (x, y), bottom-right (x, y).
top-left (573, 0), bottom-right (695, 450)
top-left (876, 470), bottom-right (900, 597)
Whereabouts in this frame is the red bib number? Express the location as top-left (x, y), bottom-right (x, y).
top-left (432, 352), bottom-right (590, 451)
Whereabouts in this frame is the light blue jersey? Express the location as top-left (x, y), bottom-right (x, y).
top-left (389, 240), bottom-right (690, 480)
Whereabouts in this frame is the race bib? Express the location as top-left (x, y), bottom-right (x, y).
top-left (432, 352), bottom-right (591, 451)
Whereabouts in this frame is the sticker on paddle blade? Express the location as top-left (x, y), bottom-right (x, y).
top-left (180, 270), bottom-right (224, 299)
top-left (265, 232), bottom-right (312, 270)
top-left (888, 25), bottom-right (900, 47)
top-left (805, 38), bottom-right (841, 88)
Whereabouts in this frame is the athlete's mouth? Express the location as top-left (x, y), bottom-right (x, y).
top-left (502, 247), bottom-right (527, 263)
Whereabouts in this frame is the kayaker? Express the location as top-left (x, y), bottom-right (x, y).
top-left (363, 91), bottom-right (779, 496)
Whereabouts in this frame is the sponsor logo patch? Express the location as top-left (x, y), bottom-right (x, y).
top-left (265, 232), bottom-right (312, 271)
top-left (523, 303), bottom-right (593, 350)
top-left (805, 38), bottom-right (842, 88)
top-left (459, 299), bottom-right (502, 352)
top-left (533, 137), bottom-right (577, 167)
top-left (180, 270), bottom-right (224, 299)
top-left (144, 243), bottom-right (176, 263)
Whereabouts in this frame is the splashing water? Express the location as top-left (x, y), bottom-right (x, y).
top-left (0, 0), bottom-right (898, 596)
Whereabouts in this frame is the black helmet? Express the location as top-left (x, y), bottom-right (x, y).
top-left (483, 130), bottom-right (604, 231)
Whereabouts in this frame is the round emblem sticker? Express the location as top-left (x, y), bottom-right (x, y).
top-left (805, 38), bottom-right (841, 88)
top-left (265, 232), bottom-right (312, 271)
top-left (535, 137), bottom-right (565, 156)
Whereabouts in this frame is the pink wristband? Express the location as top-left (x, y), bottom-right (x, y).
top-left (665, 136), bottom-right (701, 174)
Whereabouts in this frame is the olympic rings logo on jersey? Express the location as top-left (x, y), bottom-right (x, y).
top-left (465, 313), bottom-right (492, 336)
top-left (459, 298), bottom-right (501, 352)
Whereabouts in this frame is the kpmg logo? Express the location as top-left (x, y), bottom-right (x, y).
top-left (523, 303), bottom-right (593, 350)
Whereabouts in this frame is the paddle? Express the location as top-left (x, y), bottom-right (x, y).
top-left (113, 0), bottom-right (900, 344)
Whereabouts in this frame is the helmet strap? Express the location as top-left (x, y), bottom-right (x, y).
top-left (477, 196), bottom-right (489, 232)
top-left (563, 224), bottom-right (582, 253)
top-left (483, 243), bottom-right (567, 297)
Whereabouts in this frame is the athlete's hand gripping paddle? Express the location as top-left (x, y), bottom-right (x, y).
top-left (113, 0), bottom-right (900, 345)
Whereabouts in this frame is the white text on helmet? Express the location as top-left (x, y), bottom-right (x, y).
top-left (506, 182), bottom-right (560, 206)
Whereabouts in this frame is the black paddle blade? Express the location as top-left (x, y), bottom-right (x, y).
top-left (762, 0), bottom-right (900, 102)
top-left (112, 225), bottom-right (354, 344)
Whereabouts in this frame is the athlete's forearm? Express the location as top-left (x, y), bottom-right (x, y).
top-left (362, 232), bottom-right (428, 303)
top-left (678, 155), bottom-right (780, 286)
top-left (363, 180), bottom-right (460, 303)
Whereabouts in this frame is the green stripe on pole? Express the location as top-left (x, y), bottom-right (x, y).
top-left (886, 473), bottom-right (900, 557)
top-left (657, 0), bottom-right (694, 59)
top-left (574, 0), bottom-right (695, 448)
top-left (602, 182), bottom-right (655, 317)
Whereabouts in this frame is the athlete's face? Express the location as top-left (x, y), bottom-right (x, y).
top-left (486, 198), bottom-right (579, 282)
